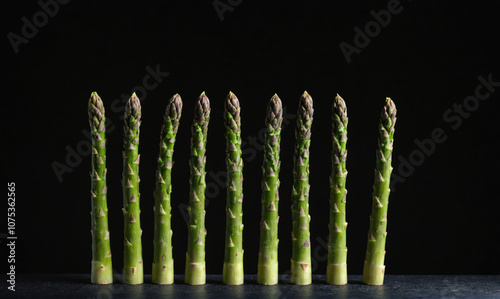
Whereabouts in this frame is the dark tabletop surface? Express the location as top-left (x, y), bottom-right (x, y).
top-left (2, 274), bottom-right (499, 298)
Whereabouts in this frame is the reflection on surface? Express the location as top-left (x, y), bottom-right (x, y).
top-left (284, 284), bottom-right (315, 299)
top-left (189, 284), bottom-right (208, 299)
top-left (220, 285), bottom-right (244, 299)
top-left (127, 284), bottom-right (145, 299)
top-left (257, 285), bottom-right (284, 299)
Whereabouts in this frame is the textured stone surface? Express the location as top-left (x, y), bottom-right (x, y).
top-left (3, 274), bottom-right (500, 298)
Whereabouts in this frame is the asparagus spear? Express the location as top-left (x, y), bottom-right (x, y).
top-left (290, 91), bottom-right (314, 285)
top-left (122, 93), bottom-right (143, 285)
top-left (185, 92), bottom-right (210, 285)
top-left (222, 92), bottom-right (244, 285)
top-left (257, 94), bottom-right (283, 285)
top-left (152, 94), bottom-right (183, 284)
top-left (89, 92), bottom-right (113, 284)
top-left (362, 98), bottom-right (397, 285)
top-left (327, 94), bottom-right (348, 285)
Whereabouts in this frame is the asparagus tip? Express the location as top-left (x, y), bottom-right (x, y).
top-left (385, 97), bottom-right (396, 114)
top-left (198, 91), bottom-right (209, 106)
top-left (266, 94), bottom-right (283, 129)
top-left (129, 92), bottom-right (140, 103)
top-left (333, 92), bottom-right (346, 106)
top-left (171, 93), bottom-right (182, 104)
top-left (166, 93), bottom-right (183, 121)
top-left (194, 92), bottom-right (210, 124)
top-left (270, 93), bottom-right (281, 102)
top-left (226, 91), bottom-right (240, 108)
top-left (334, 94), bottom-right (346, 110)
top-left (125, 93), bottom-right (141, 120)
top-left (332, 94), bottom-right (347, 128)
top-left (300, 90), bottom-right (313, 104)
top-left (90, 91), bottom-right (101, 101)
top-left (382, 97), bottom-right (397, 125)
top-left (89, 91), bottom-right (105, 118)
top-left (299, 91), bottom-right (313, 125)
top-left (225, 92), bottom-right (240, 124)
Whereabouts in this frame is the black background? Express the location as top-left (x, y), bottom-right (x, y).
top-left (2, 0), bottom-right (500, 277)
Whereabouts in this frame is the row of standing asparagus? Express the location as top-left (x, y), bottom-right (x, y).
top-left (88, 91), bottom-right (396, 285)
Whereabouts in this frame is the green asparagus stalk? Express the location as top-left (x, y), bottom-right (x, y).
top-left (257, 94), bottom-right (283, 285)
top-left (152, 94), bottom-right (183, 284)
top-left (122, 93), bottom-right (143, 285)
top-left (290, 91), bottom-right (314, 285)
top-left (327, 94), bottom-right (348, 285)
top-left (89, 92), bottom-right (113, 284)
top-left (185, 92), bottom-right (210, 285)
top-left (362, 97), bottom-right (397, 286)
top-left (222, 92), bottom-right (244, 285)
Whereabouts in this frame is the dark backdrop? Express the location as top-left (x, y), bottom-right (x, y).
top-left (2, 1), bottom-right (500, 276)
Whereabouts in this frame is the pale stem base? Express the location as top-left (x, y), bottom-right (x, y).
top-left (362, 260), bottom-right (385, 285)
top-left (290, 259), bottom-right (312, 285)
top-left (326, 263), bottom-right (347, 285)
top-left (222, 262), bottom-right (244, 285)
top-left (91, 262), bottom-right (113, 285)
top-left (152, 259), bottom-right (174, 285)
top-left (123, 264), bottom-right (144, 285)
top-left (257, 260), bottom-right (278, 285)
top-left (185, 262), bottom-right (206, 285)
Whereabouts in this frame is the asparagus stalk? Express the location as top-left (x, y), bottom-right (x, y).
top-left (89, 92), bottom-right (113, 284)
top-left (122, 93), bottom-right (143, 285)
top-left (327, 94), bottom-right (349, 285)
top-left (257, 94), bottom-right (283, 285)
top-left (362, 97), bottom-right (397, 285)
top-left (185, 92), bottom-right (210, 285)
top-left (222, 92), bottom-right (244, 285)
top-left (290, 91), bottom-right (314, 285)
top-left (152, 94), bottom-right (183, 284)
